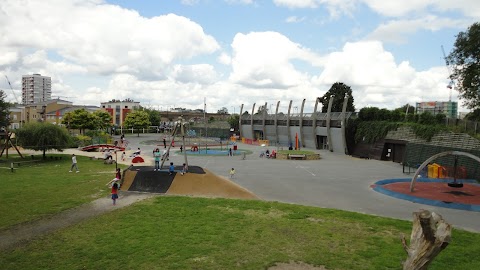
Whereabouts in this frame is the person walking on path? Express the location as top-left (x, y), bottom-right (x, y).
top-left (107, 179), bottom-right (119, 205)
top-left (163, 138), bottom-right (167, 148)
top-left (169, 162), bottom-right (175, 175)
top-left (154, 148), bottom-right (161, 171)
top-left (69, 154), bottom-right (79, 173)
top-left (230, 168), bottom-right (235, 179)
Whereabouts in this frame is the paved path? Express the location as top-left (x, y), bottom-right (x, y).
top-left (0, 192), bottom-right (155, 250)
top-left (122, 134), bottom-right (480, 232)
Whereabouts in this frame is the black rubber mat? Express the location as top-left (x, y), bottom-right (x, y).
top-left (126, 165), bottom-right (206, 193)
top-left (128, 169), bottom-right (175, 193)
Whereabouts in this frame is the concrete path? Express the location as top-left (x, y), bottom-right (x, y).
top-left (122, 134), bottom-right (480, 232)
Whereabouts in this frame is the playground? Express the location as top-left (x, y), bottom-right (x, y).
top-left (2, 132), bottom-right (480, 268)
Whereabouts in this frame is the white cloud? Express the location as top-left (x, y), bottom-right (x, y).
top-left (367, 16), bottom-right (472, 43)
top-left (274, 0), bottom-right (356, 17)
top-left (311, 41), bottom-right (456, 109)
top-left (0, 0), bottom-right (220, 78)
top-left (218, 52), bottom-right (232, 65)
top-left (274, 0), bottom-right (320, 8)
top-left (363, 0), bottom-right (480, 18)
top-left (170, 64), bottom-right (218, 85)
top-left (0, 47), bottom-right (18, 66)
top-left (229, 31), bottom-right (320, 88)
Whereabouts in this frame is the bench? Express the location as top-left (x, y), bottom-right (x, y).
top-left (12, 160), bottom-right (41, 167)
top-left (288, 154), bottom-right (306, 160)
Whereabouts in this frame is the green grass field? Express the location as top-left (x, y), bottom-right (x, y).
top-left (0, 154), bottom-right (125, 229)
top-left (1, 155), bottom-right (479, 269)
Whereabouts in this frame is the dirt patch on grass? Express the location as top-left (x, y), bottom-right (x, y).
top-left (0, 192), bottom-right (156, 251)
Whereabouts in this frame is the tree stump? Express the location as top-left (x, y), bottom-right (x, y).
top-left (401, 210), bottom-right (452, 270)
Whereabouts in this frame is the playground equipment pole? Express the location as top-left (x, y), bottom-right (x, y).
top-left (204, 97), bottom-right (207, 154)
top-left (180, 116), bottom-right (188, 168)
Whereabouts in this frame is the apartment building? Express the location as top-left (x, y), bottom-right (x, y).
top-left (100, 100), bottom-right (140, 127)
top-left (21, 74), bottom-right (52, 104)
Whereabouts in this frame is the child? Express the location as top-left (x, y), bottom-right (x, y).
top-left (121, 151), bottom-right (125, 161)
top-left (106, 178), bottom-right (120, 205)
top-left (181, 163), bottom-right (188, 175)
top-left (169, 162), bottom-right (175, 175)
top-left (230, 168), bottom-right (235, 179)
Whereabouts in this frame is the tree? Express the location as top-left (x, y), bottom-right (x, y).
top-left (227, 114), bottom-right (240, 131)
top-left (123, 110), bottom-right (150, 137)
top-left (319, 82), bottom-right (355, 113)
top-left (0, 90), bottom-right (10, 129)
top-left (62, 109), bottom-right (96, 134)
top-left (141, 107), bottom-right (160, 126)
top-left (217, 107), bottom-right (228, 114)
top-left (447, 22), bottom-right (480, 109)
top-left (16, 122), bottom-right (71, 159)
top-left (394, 104), bottom-right (415, 114)
top-left (92, 110), bottom-right (112, 130)
top-left (465, 108), bottom-right (480, 121)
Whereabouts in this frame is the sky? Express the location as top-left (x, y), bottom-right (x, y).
top-left (0, 0), bottom-right (479, 114)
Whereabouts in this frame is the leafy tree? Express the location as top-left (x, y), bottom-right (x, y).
top-left (319, 82), bottom-right (355, 113)
top-left (227, 114), bottom-right (240, 131)
top-left (376, 108), bottom-right (391, 121)
top-left (217, 107), bottom-right (228, 114)
top-left (0, 90), bottom-right (10, 129)
top-left (123, 110), bottom-right (150, 137)
top-left (447, 22), bottom-right (480, 109)
top-left (394, 104), bottom-right (415, 114)
top-left (358, 107), bottom-right (379, 121)
top-left (62, 109), bottom-right (96, 134)
top-left (16, 122), bottom-right (71, 159)
top-left (141, 107), bottom-right (160, 126)
top-left (390, 110), bottom-right (404, 122)
top-left (92, 110), bottom-right (112, 130)
top-left (465, 109), bottom-right (480, 121)
top-left (418, 112), bottom-right (435, 125)
top-left (435, 113), bottom-right (447, 124)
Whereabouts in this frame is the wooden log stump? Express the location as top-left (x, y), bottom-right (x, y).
top-left (401, 209), bottom-right (452, 270)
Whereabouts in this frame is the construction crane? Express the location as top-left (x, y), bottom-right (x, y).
top-left (4, 75), bottom-right (20, 104)
top-left (441, 45), bottom-right (455, 102)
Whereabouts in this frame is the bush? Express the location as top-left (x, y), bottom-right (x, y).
top-left (418, 112), bottom-right (435, 125)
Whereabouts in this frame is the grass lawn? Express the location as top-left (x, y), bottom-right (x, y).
top-left (0, 196), bottom-right (479, 269)
top-left (0, 154), bottom-right (127, 230)
top-left (278, 150), bottom-right (315, 155)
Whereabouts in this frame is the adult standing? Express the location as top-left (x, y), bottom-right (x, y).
top-left (163, 137), bottom-right (167, 148)
top-left (69, 154), bottom-right (79, 173)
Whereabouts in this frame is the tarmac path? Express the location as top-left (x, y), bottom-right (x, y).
top-left (121, 134), bottom-right (480, 232)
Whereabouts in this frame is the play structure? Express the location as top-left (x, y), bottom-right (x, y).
top-left (410, 151), bottom-right (480, 191)
top-left (159, 116), bottom-right (189, 170)
top-left (0, 132), bottom-right (23, 158)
